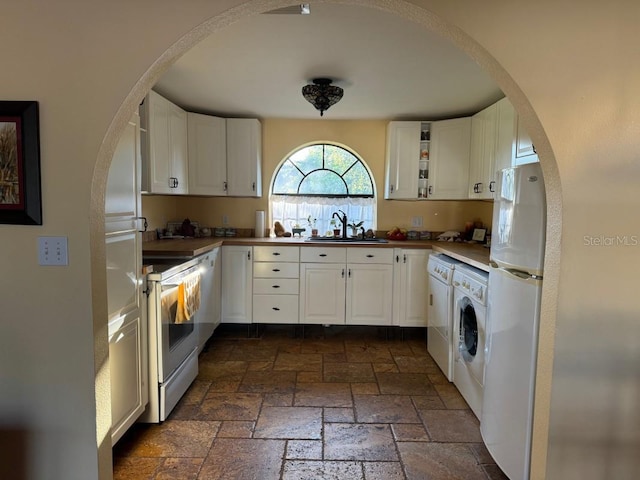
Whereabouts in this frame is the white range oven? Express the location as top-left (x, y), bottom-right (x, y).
top-left (139, 257), bottom-right (200, 423)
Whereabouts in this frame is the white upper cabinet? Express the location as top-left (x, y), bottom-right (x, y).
top-left (187, 112), bottom-right (227, 196)
top-left (385, 121), bottom-right (421, 199)
top-left (494, 97), bottom-right (516, 176)
top-left (513, 111), bottom-right (539, 165)
top-left (428, 117), bottom-right (471, 200)
top-left (141, 90), bottom-right (188, 194)
top-left (226, 118), bottom-right (262, 197)
top-left (468, 103), bottom-right (498, 199)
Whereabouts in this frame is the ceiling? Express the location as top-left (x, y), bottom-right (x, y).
top-left (154, 3), bottom-right (504, 120)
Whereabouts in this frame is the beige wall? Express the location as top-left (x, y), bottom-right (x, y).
top-left (0, 1), bottom-right (638, 480)
top-left (144, 118), bottom-right (493, 234)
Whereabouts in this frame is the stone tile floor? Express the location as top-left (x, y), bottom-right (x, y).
top-left (113, 325), bottom-right (509, 479)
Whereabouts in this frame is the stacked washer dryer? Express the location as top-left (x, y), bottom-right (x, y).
top-left (452, 264), bottom-right (489, 419)
top-left (427, 253), bottom-right (463, 381)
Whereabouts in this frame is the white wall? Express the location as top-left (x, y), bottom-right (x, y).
top-left (0, 1), bottom-right (638, 479)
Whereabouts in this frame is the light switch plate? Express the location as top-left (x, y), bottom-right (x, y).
top-left (411, 216), bottom-right (423, 228)
top-left (38, 236), bottom-right (69, 266)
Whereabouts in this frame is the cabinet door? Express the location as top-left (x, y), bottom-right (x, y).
top-left (494, 97), bottom-right (516, 184)
top-left (106, 112), bottom-right (147, 444)
top-left (393, 249), bottom-right (430, 327)
top-left (221, 246), bottom-right (253, 323)
top-left (428, 117), bottom-right (471, 200)
top-left (109, 316), bottom-right (145, 444)
top-left (145, 91), bottom-right (172, 194)
top-left (168, 102), bottom-right (188, 194)
top-left (513, 113), bottom-right (539, 165)
top-left (187, 112), bottom-right (227, 195)
top-left (468, 103), bottom-right (497, 199)
top-left (226, 118), bottom-right (262, 197)
top-left (299, 263), bottom-right (345, 325)
top-left (346, 263), bottom-right (393, 325)
top-left (385, 121), bottom-right (421, 199)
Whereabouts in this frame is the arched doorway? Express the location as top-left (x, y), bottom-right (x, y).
top-left (92, 2), bottom-right (561, 478)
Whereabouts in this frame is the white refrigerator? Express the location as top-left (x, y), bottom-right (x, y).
top-left (482, 162), bottom-right (546, 480)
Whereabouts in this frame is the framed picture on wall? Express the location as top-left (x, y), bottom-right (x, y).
top-left (0, 101), bottom-right (42, 225)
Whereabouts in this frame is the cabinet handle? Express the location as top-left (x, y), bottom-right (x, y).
top-left (341, 269), bottom-right (345, 278)
top-left (175, 178), bottom-right (179, 188)
top-left (348, 269), bottom-right (351, 278)
top-left (403, 254), bottom-right (407, 263)
top-left (489, 181), bottom-right (496, 192)
top-left (223, 181), bottom-right (228, 191)
top-left (390, 184), bottom-right (394, 194)
top-left (428, 185), bottom-right (433, 195)
top-left (319, 254), bottom-right (327, 257)
top-left (252, 182), bottom-right (256, 191)
top-left (272, 268), bottom-right (280, 272)
top-left (429, 294), bottom-right (433, 306)
top-left (396, 255), bottom-right (399, 263)
top-left (272, 285), bottom-right (280, 289)
top-left (272, 252), bottom-right (281, 256)
top-left (532, 144), bottom-right (537, 154)
top-left (135, 216), bottom-right (148, 232)
top-left (272, 307), bottom-right (280, 311)
top-left (247, 251), bottom-right (251, 260)
top-left (366, 254), bottom-right (374, 258)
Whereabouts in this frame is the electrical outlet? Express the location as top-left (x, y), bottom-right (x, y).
top-left (222, 214), bottom-right (229, 225)
top-left (411, 216), bottom-right (423, 228)
top-left (38, 236), bottom-right (69, 266)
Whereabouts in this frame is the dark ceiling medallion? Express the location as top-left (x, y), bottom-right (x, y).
top-left (302, 78), bottom-right (343, 117)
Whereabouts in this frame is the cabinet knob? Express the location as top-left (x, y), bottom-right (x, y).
top-left (489, 181), bottom-right (496, 193)
top-left (319, 254), bottom-right (327, 257)
top-left (252, 182), bottom-right (256, 191)
top-left (390, 184), bottom-right (394, 193)
top-left (428, 185), bottom-right (433, 195)
top-left (272, 307), bottom-right (280, 311)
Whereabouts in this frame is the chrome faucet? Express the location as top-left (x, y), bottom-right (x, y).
top-left (332, 210), bottom-right (347, 238)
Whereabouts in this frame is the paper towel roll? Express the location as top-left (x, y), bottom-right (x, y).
top-left (255, 210), bottom-right (265, 238)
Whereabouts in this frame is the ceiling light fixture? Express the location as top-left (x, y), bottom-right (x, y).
top-left (302, 78), bottom-right (344, 117)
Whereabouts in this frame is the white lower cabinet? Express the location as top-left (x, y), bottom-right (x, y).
top-left (393, 249), bottom-right (431, 327)
top-left (221, 245), bottom-right (253, 323)
top-left (300, 262), bottom-right (346, 325)
top-left (253, 246), bottom-right (300, 324)
top-left (109, 314), bottom-right (146, 444)
top-left (300, 247), bottom-right (394, 326)
top-left (346, 263), bottom-right (393, 325)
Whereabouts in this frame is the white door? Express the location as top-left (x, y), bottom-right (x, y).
top-left (146, 91), bottom-right (172, 193)
top-left (394, 249), bottom-right (430, 327)
top-left (187, 113), bottom-right (227, 196)
top-left (385, 121), bottom-right (421, 199)
top-left (346, 263), bottom-right (393, 325)
top-left (221, 246), bottom-right (253, 323)
top-left (168, 102), bottom-right (188, 194)
top-left (428, 117), bottom-right (471, 199)
top-left (226, 118), bottom-right (262, 197)
top-left (105, 112), bottom-right (147, 444)
top-left (482, 266), bottom-right (542, 480)
top-left (299, 263), bottom-right (345, 325)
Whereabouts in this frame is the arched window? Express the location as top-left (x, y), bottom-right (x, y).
top-left (270, 143), bottom-right (376, 236)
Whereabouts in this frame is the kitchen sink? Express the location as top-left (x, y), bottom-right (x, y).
top-left (304, 237), bottom-right (388, 244)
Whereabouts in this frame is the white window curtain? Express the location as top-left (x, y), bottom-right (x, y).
top-left (270, 195), bottom-right (376, 236)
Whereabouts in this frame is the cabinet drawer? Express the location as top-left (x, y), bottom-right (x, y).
top-left (347, 247), bottom-right (393, 264)
top-left (300, 247), bottom-right (347, 263)
top-left (253, 262), bottom-right (299, 278)
top-left (253, 246), bottom-right (299, 262)
top-left (253, 278), bottom-right (299, 295)
top-left (253, 294), bottom-right (299, 324)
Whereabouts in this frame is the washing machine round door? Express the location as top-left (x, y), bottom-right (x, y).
top-left (459, 297), bottom-right (478, 363)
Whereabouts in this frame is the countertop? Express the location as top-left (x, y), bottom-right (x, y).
top-left (142, 236), bottom-right (490, 271)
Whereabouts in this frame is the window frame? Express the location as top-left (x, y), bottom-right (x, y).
top-left (271, 143), bottom-right (375, 198)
